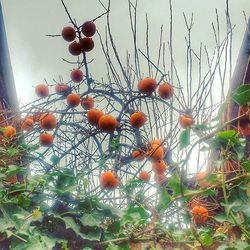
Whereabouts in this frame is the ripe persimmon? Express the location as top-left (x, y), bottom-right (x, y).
top-left (131, 150), bottom-right (144, 161)
top-left (61, 26), bottom-right (76, 42)
top-left (39, 113), bottom-right (57, 130)
top-left (191, 205), bottom-right (209, 223)
top-left (55, 84), bottom-right (71, 96)
top-left (35, 84), bottom-right (49, 98)
top-left (150, 138), bottom-right (162, 146)
top-left (68, 41), bottom-right (82, 56)
top-left (21, 118), bottom-right (34, 131)
top-left (81, 96), bottom-right (94, 110)
top-left (154, 173), bottom-right (167, 184)
top-left (179, 115), bottom-right (193, 128)
top-left (81, 21), bottom-right (96, 37)
top-left (98, 114), bottom-right (118, 132)
top-left (66, 93), bottom-right (81, 107)
top-left (138, 77), bottom-right (157, 95)
top-left (70, 69), bottom-right (84, 83)
top-left (149, 144), bottom-right (164, 161)
top-left (196, 171), bottom-right (209, 187)
top-left (139, 171), bottom-right (150, 182)
top-left (100, 171), bottom-right (119, 189)
top-left (80, 37), bottom-right (94, 52)
top-left (3, 126), bottom-right (16, 138)
top-left (87, 109), bottom-right (104, 126)
top-left (152, 160), bottom-right (167, 174)
top-left (32, 112), bottom-right (43, 122)
top-left (158, 83), bottom-right (174, 99)
top-left (39, 133), bottom-right (54, 146)
top-left (4, 175), bottom-right (18, 185)
top-left (130, 112), bottom-right (146, 128)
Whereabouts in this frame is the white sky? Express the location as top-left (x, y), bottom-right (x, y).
top-left (1, 0), bottom-right (250, 105)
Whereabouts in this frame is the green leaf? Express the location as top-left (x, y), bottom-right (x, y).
top-left (179, 128), bottom-right (190, 149)
top-left (80, 213), bottom-right (102, 227)
top-left (156, 188), bottom-right (171, 213)
top-left (5, 165), bottom-right (25, 178)
top-left (232, 84), bottom-right (250, 106)
top-left (168, 173), bottom-right (183, 197)
top-left (18, 195), bottom-right (31, 209)
top-left (199, 233), bottom-right (213, 247)
top-left (221, 200), bottom-right (242, 217)
top-left (216, 130), bottom-right (236, 139)
top-left (6, 148), bottom-right (19, 157)
top-left (242, 161), bottom-right (250, 172)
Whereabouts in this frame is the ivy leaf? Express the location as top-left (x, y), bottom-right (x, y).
top-left (156, 188), bottom-right (171, 213)
top-left (179, 128), bottom-right (190, 149)
top-left (80, 213), bottom-right (102, 227)
top-left (241, 161), bottom-right (250, 172)
top-left (232, 84), bottom-right (250, 106)
top-left (199, 233), bottom-right (213, 247)
top-left (168, 173), bottom-right (183, 197)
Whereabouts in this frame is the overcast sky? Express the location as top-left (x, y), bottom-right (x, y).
top-left (1, 0), bottom-right (250, 104)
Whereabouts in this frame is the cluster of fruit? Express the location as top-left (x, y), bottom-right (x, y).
top-left (62, 21), bottom-right (96, 55)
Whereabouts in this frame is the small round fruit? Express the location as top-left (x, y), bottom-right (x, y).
top-left (81, 96), bottom-right (94, 110)
top-left (3, 126), bottom-right (16, 138)
top-left (98, 114), bottom-right (118, 132)
top-left (4, 175), bottom-right (18, 185)
top-left (100, 171), bottom-right (119, 189)
top-left (154, 173), bottom-right (167, 184)
top-left (139, 171), bottom-right (150, 182)
top-left (68, 41), bottom-right (82, 56)
top-left (130, 112), bottom-right (146, 128)
top-left (66, 93), bottom-right (81, 107)
top-left (80, 37), bottom-right (94, 52)
top-left (179, 115), bottom-right (193, 128)
top-left (149, 144), bottom-right (164, 161)
top-left (70, 69), bottom-right (84, 83)
top-left (81, 21), bottom-right (96, 37)
top-left (152, 160), bottom-right (167, 174)
top-left (39, 133), bottom-right (54, 146)
top-left (131, 150), bottom-right (144, 161)
top-left (21, 118), bottom-right (34, 131)
top-left (35, 84), bottom-right (49, 98)
top-left (150, 138), bottom-right (162, 147)
top-left (55, 84), bottom-right (71, 95)
top-left (191, 205), bottom-right (209, 223)
top-left (87, 109), bottom-right (104, 126)
top-left (61, 26), bottom-right (76, 42)
top-left (39, 113), bottom-right (57, 130)
top-left (196, 171), bottom-right (209, 187)
top-left (138, 77), bottom-right (157, 95)
top-left (158, 83), bottom-right (174, 99)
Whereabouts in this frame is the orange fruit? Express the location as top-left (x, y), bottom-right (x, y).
top-left (149, 144), bottom-right (164, 161)
top-left (130, 112), bottom-right (146, 128)
top-left (67, 93), bottom-right (81, 107)
top-left (21, 118), bottom-right (34, 131)
top-left (196, 171), bottom-right (209, 187)
top-left (3, 126), bottom-right (16, 138)
top-left (138, 77), bottom-right (157, 95)
top-left (81, 96), bottom-right (94, 110)
top-left (80, 37), bottom-right (94, 52)
top-left (131, 150), bottom-right (144, 161)
top-left (179, 115), bottom-right (193, 128)
top-left (68, 41), bottom-right (82, 56)
top-left (39, 133), bottom-right (54, 146)
top-left (70, 69), bottom-right (84, 83)
top-left (35, 84), bottom-right (49, 98)
top-left (150, 138), bottom-right (162, 146)
top-left (55, 84), bottom-right (71, 95)
top-left (152, 160), bottom-right (167, 174)
top-left (61, 26), bottom-right (76, 42)
top-left (154, 173), bottom-right (167, 184)
top-left (98, 114), bottom-right (118, 132)
top-left (81, 21), bottom-right (96, 37)
top-left (139, 171), bottom-right (150, 182)
top-left (87, 109), bottom-right (104, 126)
top-left (39, 113), bottom-right (57, 130)
top-left (158, 83), bottom-right (173, 99)
top-left (100, 171), bottom-right (119, 189)
top-left (191, 205), bottom-right (209, 223)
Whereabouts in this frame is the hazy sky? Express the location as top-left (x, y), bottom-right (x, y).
top-left (1, 0), bottom-right (250, 104)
